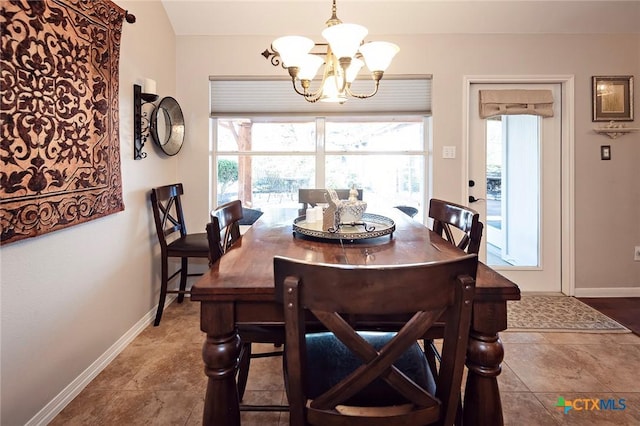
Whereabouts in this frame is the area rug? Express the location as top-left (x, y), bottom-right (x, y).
top-left (507, 295), bottom-right (630, 333)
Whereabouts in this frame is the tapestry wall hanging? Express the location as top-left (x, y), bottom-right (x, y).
top-left (0, 0), bottom-right (127, 244)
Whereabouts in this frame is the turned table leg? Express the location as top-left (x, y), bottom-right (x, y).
top-left (464, 329), bottom-right (504, 425)
top-left (201, 302), bottom-right (242, 426)
top-left (463, 297), bottom-right (508, 426)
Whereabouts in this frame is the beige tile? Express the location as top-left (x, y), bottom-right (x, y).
top-left (239, 390), bottom-right (287, 426)
top-left (49, 389), bottom-right (116, 425)
top-left (244, 352), bottom-right (285, 392)
top-left (501, 331), bottom-right (549, 343)
top-left (184, 397), bottom-right (205, 426)
top-left (557, 343), bottom-right (640, 392)
top-left (498, 362), bottom-right (530, 392)
top-left (501, 392), bottom-right (557, 426)
top-left (123, 343), bottom-right (207, 391)
top-left (539, 331), bottom-right (634, 345)
top-left (279, 411), bottom-right (290, 426)
top-left (605, 332), bottom-right (640, 345)
top-left (87, 343), bottom-right (155, 390)
top-left (93, 390), bottom-right (201, 425)
top-left (504, 343), bottom-right (606, 392)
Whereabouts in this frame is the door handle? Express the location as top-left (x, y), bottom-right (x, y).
top-left (469, 196), bottom-right (481, 203)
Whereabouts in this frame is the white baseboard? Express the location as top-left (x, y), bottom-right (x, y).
top-left (574, 287), bottom-right (640, 298)
top-left (25, 296), bottom-right (177, 426)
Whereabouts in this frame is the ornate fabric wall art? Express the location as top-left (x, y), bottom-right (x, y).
top-left (0, 0), bottom-right (127, 244)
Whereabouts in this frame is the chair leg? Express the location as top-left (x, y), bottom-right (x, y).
top-left (425, 338), bottom-right (463, 424)
top-left (177, 257), bottom-right (188, 303)
top-left (154, 255), bottom-right (169, 326)
top-left (237, 343), bottom-right (252, 401)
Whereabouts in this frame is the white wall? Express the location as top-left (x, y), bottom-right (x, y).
top-left (175, 33), bottom-right (640, 292)
top-left (0, 1), bottom-right (179, 424)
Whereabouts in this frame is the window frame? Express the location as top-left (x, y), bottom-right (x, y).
top-left (210, 115), bottom-right (432, 222)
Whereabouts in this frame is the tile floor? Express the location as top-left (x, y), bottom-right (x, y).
top-left (51, 299), bottom-right (640, 426)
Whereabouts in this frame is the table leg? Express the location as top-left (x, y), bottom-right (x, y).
top-left (201, 302), bottom-right (242, 426)
top-left (463, 329), bottom-right (505, 426)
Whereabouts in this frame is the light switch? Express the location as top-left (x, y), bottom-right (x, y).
top-left (442, 146), bottom-right (456, 159)
top-left (601, 145), bottom-right (611, 160)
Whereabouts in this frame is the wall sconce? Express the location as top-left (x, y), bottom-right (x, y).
top-left (133, 79), bottom-right (159, 160)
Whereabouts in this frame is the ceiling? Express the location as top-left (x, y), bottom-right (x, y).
top-left (160, 0), bottom-right (640, 37)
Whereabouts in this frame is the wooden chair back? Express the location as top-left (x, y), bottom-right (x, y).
top-left (428, 198), bottom-right (483, 254)
top-left (274, 255), bottom-right (477, 426)
top-left (298, 188), bottom-right (363, 216)
top-left (205, 219), bottom-right (224, 265)
top-left (210, 199), bottom-right (243, 253)
top-left (150, 183), bottom-right (189, 253)
top-left (149, 183), bottom-right (209, 325)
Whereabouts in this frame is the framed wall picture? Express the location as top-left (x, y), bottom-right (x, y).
top-left (592, 75), bottom-right (634, 121)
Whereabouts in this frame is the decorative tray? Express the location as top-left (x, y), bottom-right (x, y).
top-left (293, 213), bottom-right (395, 241)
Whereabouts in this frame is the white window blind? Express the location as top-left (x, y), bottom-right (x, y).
top-left (210, 76), bottom-right (431, 116)
top-left (479, 89), bottom-right (554, 118)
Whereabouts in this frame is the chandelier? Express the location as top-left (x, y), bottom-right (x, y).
top-left (261, 0), bottom-right (399, 104)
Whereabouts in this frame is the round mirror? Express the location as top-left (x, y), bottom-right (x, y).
top-left (150, 96), bottom-right (185, 156)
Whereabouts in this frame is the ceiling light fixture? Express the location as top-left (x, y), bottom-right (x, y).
top-left (261, 0), bottom-right (399, 104)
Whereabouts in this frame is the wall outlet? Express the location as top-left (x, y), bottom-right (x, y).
top-left (635, 246), bottom-right (640, 261)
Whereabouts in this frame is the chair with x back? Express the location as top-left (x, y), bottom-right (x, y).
top-left (209, 200), bottom-right (286, 408)
top-left (275, 254), bottom-right (477, 426)
top-left (150, 183), bottom-right (209, 326)
top-left (426, 198), bottom-right (484, 421)
top-left (210, 199), bottom-right (243, 254)
top-left (428, 198), bottom-right (483, 255)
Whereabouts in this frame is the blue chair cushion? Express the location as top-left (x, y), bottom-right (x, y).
top-left (304, 331), bottom-right (435, 407)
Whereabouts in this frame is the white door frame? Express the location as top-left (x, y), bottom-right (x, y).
top-left (462, 75), bottom-right (575, 296)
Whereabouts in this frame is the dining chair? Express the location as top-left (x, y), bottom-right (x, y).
top-left (428, 198), bottom-right (483, 255)
top-left (426, 198), bottom-right (484, 420)
top-left (150, 183), bottom-right (209, 326)
top-left (274, 254), bottom-right (477, 426)
top-left (210, 199), bottom-right (243, 254)
top-left (298, 188), bottom-right (363, 216)
top-left (209, 200), bottom-right (286, 408)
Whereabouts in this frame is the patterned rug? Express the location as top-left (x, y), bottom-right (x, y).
top-left (507, 295), bottom-right (630, 333)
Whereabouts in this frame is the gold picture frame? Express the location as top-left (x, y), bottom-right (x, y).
top-left (592, 75), bottom-right (634, 121)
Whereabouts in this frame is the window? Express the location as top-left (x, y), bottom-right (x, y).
top-left (209, 77), bottom-right (432, 221)
top-left (212, 116), bottom-right (429, 220)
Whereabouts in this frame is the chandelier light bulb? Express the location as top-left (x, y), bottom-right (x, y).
top-left (359, 41), bottom-right (400, 72)
top-left (322, 23), bottom-right (368, 59)
top-left (272, 36), bottom-right (314, 68)
top-left (297, 54), bottom-right (325, 81)
top-left (320, 74), bottom-right (347, 103)
top-left (345, 57), bottom-right (364, 83)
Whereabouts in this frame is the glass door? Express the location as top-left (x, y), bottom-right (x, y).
top-left (469, 83), bottom-right (562, 293)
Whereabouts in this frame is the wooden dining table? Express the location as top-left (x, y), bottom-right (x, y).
top-left (191, 207), bottom-right (521, 425)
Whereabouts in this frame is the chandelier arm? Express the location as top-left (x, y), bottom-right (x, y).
top-left (345, 79), bottom-right (381, 99)
top-left (289, 77), bottom-right (323, 102)
top-left (261, 47), bottom-right (282, 67)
